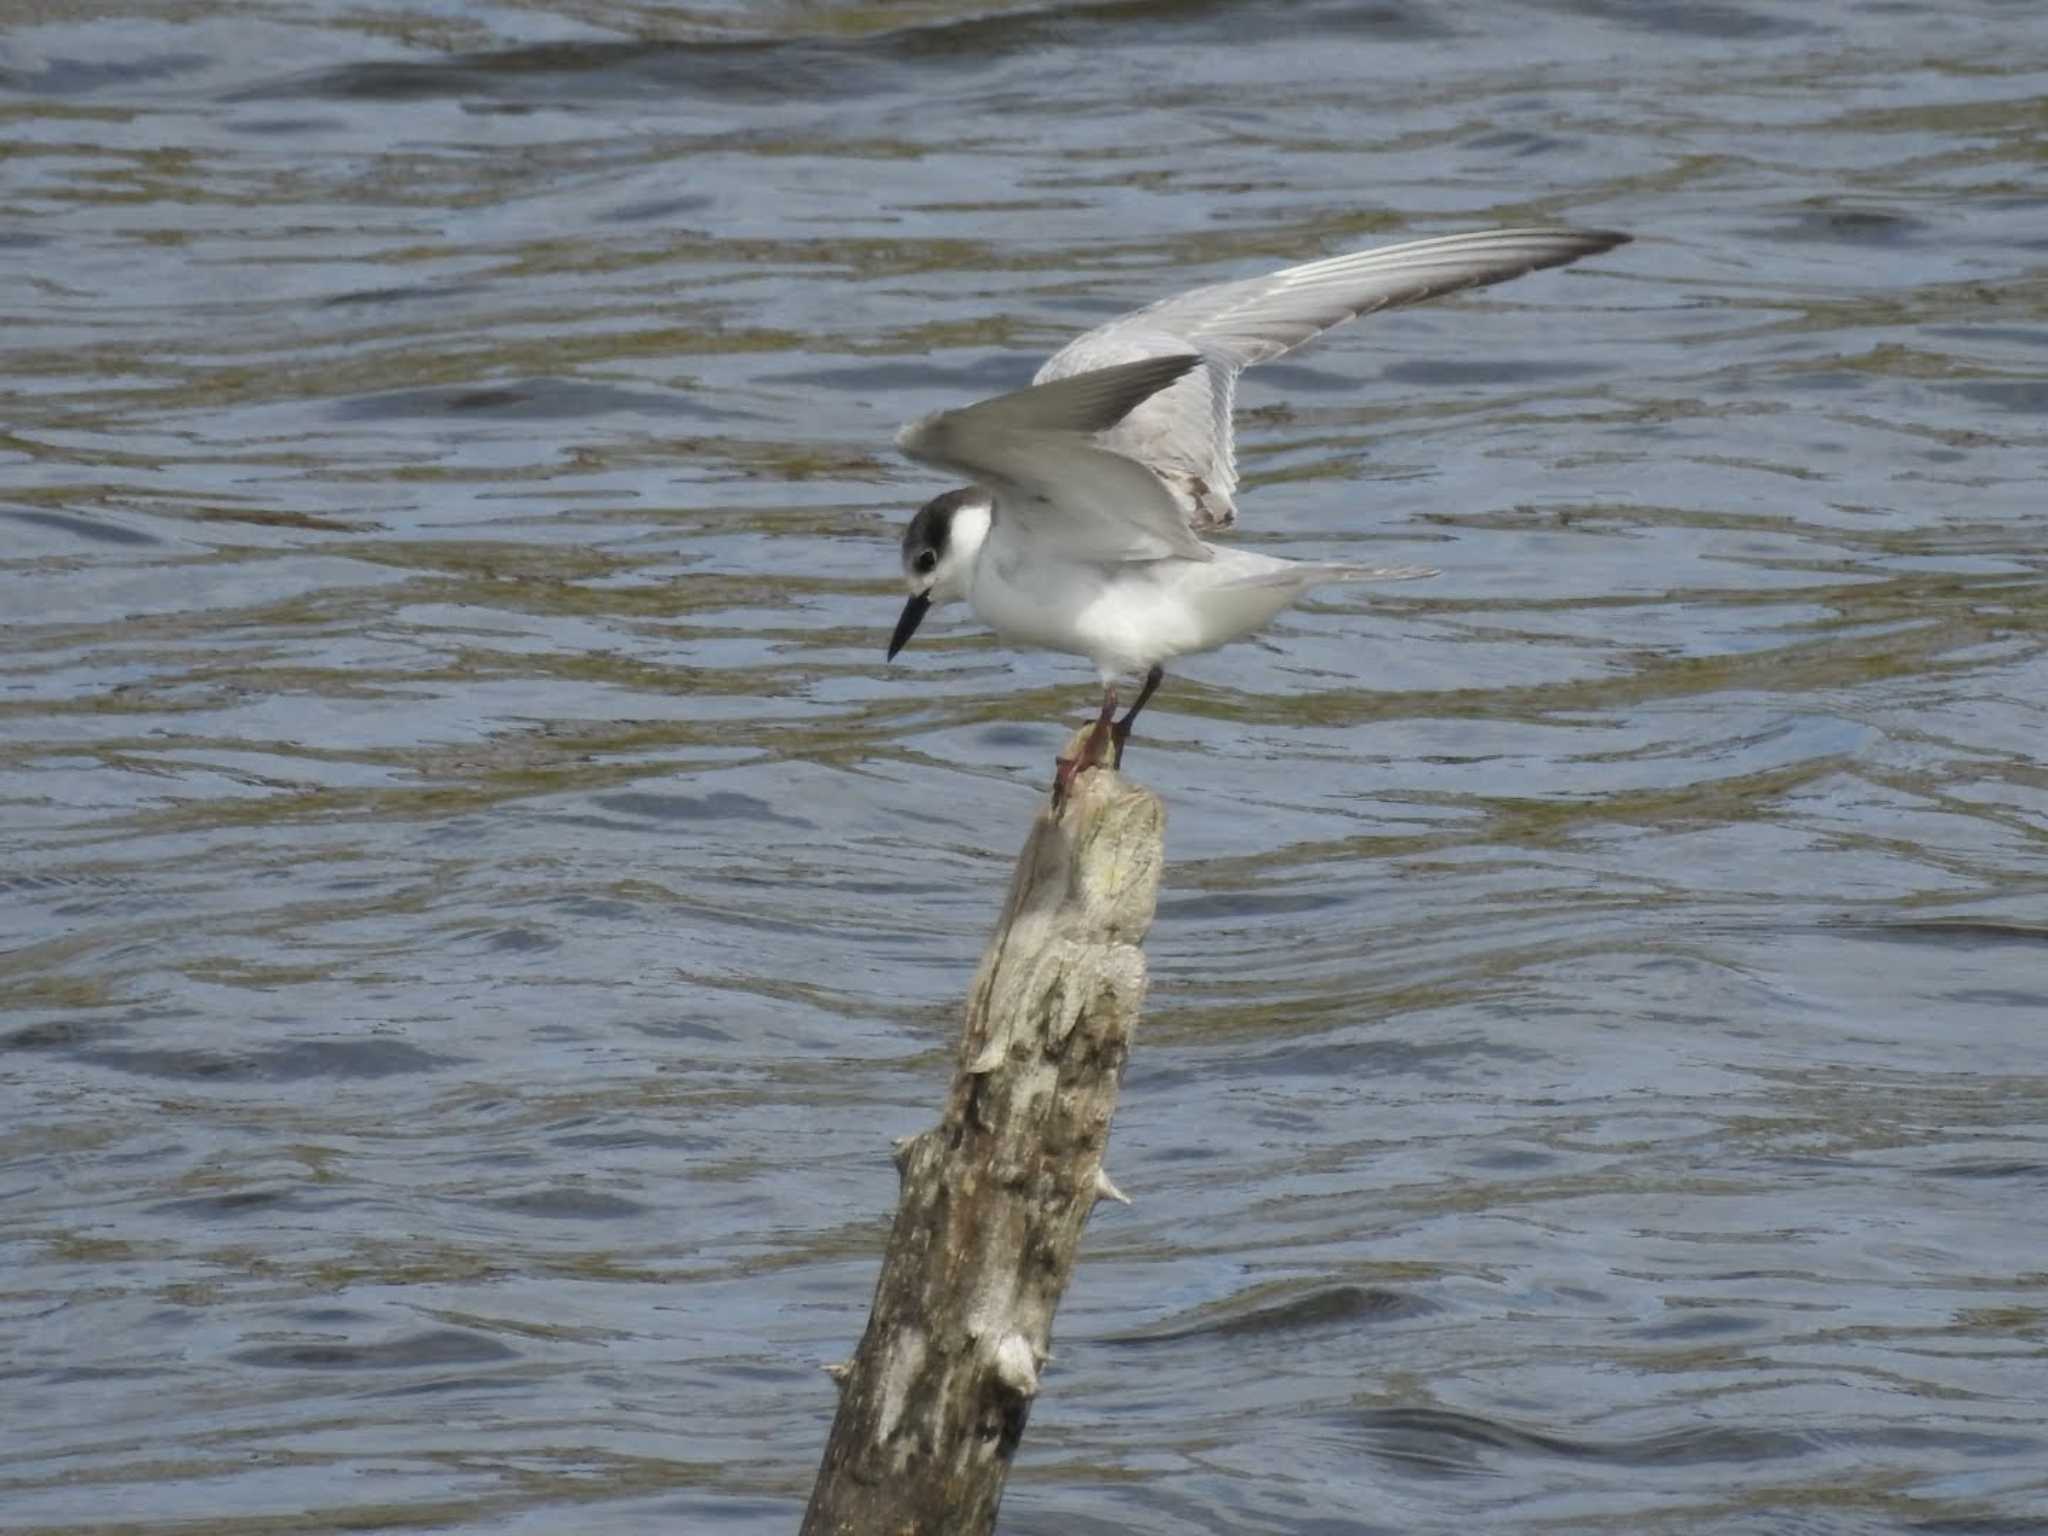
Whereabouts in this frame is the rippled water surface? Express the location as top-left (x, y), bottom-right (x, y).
top-left (5, 1), bottom-right (2047, 1531)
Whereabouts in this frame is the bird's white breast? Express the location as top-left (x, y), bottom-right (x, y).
top-left (971, 537), bottom-right (1237, 681)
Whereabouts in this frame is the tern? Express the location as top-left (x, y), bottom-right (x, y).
top-left (884, 225), bottom-right (1629, 798)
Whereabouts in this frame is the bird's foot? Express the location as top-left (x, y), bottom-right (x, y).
top-left (1051, 713), bottom-right (1117, 808)
top-left (1109, 717), bottom-right (1133, 769)
top-left (1108, 665), bottom-right (1161, 770)
top-left (1051, 749), bottom-right (1084, 807)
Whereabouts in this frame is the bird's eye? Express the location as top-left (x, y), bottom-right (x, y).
top-left (914, 550), bottom-right (937, 575)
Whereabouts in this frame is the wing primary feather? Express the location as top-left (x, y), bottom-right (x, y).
top-left (985, 351), bottom-right (1203, 432)
top-left (898, 351), bottom-right (1202, 464)
top-left (1027, 226), bottom-right (1631, 530)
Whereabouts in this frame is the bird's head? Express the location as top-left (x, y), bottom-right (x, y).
top-left (888, 486), bottom-right (992, 660)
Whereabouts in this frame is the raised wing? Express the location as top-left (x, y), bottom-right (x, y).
top-left (1036, 226), bottom-right (1630, 529)
top-left (896, 353), bottom-right (1212, 564)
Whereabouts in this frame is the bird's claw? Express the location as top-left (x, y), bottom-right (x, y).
top-left (1051, 752), bottom-right (1082, 807)
top-left (1051, 715), bottom-right (1117, 807)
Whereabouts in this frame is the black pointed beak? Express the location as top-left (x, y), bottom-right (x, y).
top-left (887, 591), bottom-right (932, 661)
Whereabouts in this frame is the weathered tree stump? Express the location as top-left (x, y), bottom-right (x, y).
top-left (802, 756), bottom-right (1164, 1536)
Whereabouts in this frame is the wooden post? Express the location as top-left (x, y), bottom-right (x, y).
top-left (802, 758), bottom-right (1164, 1536)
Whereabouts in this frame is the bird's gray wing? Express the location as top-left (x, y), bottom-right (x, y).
top-left (896, 353), bottom-right (1213, 564)
top-left (1035, 226), bottom-right (1631, 529)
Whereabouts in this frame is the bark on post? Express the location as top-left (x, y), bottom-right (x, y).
top-left (802, 758), bottom-right (1164, 1536)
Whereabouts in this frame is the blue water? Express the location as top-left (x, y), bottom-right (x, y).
top-left (3, 2), bottom-right (2045, 1531)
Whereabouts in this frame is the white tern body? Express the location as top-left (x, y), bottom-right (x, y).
top-left (884, 225), bottom-right (1630, 781)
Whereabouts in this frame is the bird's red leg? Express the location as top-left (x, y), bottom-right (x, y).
top-left (1053, 685), bottom-right (1119, 804)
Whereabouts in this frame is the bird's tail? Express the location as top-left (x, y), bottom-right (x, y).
top-left (1322, 563), bottom-right (1436, 585)
top-left (1215, 562), bottom-right (1436, 592)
